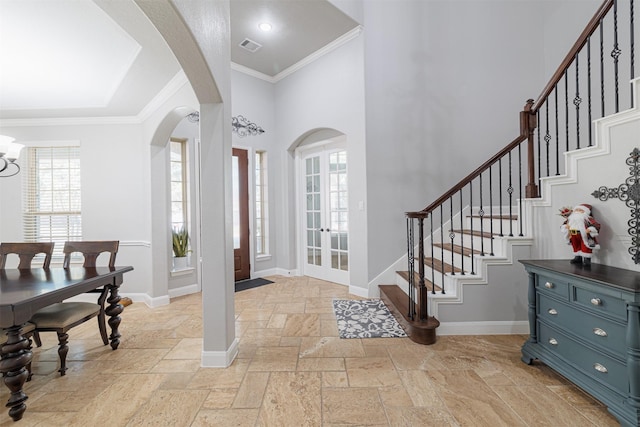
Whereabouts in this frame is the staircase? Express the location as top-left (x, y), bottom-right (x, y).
top-left (379, 0), bottom-right (637, 344)
top-left (380, 207), bottom-right (532, 342)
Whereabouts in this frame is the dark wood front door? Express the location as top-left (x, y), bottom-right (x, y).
top-left (233, 148), bottom-right (250, 281)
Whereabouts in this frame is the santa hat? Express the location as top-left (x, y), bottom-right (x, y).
top-left (575, 204), bottom-right (592, 215)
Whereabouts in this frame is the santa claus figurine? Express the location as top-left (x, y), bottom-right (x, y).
top-left (560, 204), bottom-right (601, 266)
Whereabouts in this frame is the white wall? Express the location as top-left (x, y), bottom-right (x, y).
top-left (274, 33), bottom-right (368, 292)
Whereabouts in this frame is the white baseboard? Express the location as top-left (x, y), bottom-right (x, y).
top-left (168, 283), bottom-right (200, 299)
top-left (66, 291), bottom-right (170, 308)
top-left (348, 285), bottom-right (368, 298)
top-left (251, 267), bottom-right (301, 278)
top-left (201, 338), bottom-right (239, 368)
top-left (437, 320), bottom-right (529, 335)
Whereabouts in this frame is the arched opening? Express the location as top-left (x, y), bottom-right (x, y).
top-left (136, 1), bottom-right (237, 366)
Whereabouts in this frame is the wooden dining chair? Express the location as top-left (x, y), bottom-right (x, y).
top-left (62, 240), bottom-right (119, 345)
top-left (30, 241), bottom-right (119, 376)
top-left (0, 242), bottom-right (54, 269)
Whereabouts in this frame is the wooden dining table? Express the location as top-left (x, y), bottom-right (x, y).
top-left (0, 266), bottom-right (133, 421)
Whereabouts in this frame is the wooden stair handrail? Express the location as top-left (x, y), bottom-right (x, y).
top-left (408, 132), bottom-right (528, 216)
top-left (531, 0), bottom-right (614, 112)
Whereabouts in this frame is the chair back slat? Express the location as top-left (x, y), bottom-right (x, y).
top-left (62, 241), bottom-right (119, 268)
top-left (0, 242), bottom-right (55, 269)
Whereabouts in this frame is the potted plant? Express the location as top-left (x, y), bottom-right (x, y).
top-left (172, 227), bottom-right (191, 269)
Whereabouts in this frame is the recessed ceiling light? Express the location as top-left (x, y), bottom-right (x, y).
top-left (258, 22), bottom-right (272, 32)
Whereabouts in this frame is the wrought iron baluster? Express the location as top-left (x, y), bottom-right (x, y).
top-left (439, 205), bottom-right (445, 289)
top-left (631, 0), bottom-right (636, 107)
top-left (564, 69), bottom-right (570, 151)
top-left (508, 152), bottom-right (514, 237)
top-left (417, 216), bottom-right (427, 321)
top-left (430, 214), bottom-right (435, 294)
top-left (469, 180), bottom-right (475, 274)
top-left (536, 110), bottom-right (541, 185)
top-left (489, 165), bottom-right (495, 256)
top-left (600, 20), bottom-right (606, 117)
top-left (499, 159), bottom-right (504, 237)
top-left (449, 197), bottom-right (455, 276)
top-left (459, 189), bottom-right (465, 277)
top-left (406, 217), bottom-right (415, 320)
top-left (574, 53), bottom-right (582, 149)
top-left (545, 102), bottom-right (551, 176)
top-left (518, 143), bottom-right (524, 236)
top-left (612, 0), bottom-right (621, 113)
top-left (479, 172), bottom-right (485, 256)
top-left (555, 85), bottom-right (560, 175)
top-left (588, 37), bottom-right (593, 147)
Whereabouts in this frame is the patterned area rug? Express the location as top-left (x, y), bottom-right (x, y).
top-left (332, 299), bottom-right (407, 339)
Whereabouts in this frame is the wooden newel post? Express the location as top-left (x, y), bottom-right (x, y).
top-left (521, 99), bottom-right (539, 199)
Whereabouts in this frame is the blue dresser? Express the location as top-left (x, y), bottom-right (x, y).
top-left (521, 260), bottom-right (640, 427)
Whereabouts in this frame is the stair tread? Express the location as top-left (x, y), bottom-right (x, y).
top-left (467, 214), bottom-right (518, 220)
top-left (396, 271), bottom-right (443, 292)
top-left (449, 229), bottom-right (495, 238)
top-left (433, 242), bottom-right (481, 257)
top-left (413, 257), bottom-right (464, 274)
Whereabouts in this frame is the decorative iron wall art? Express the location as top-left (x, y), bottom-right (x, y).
top-left (591, 147), bottom-right (640, 264)
top-left (231, 115), bottom-right (264, 137)
top-left (184, 112), bottom-right (265, 138)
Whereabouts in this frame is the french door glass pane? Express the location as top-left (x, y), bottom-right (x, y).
top-left (328, 150), bottom-right (348, 271)
top-left (305, 155), bottom-right (321, 266)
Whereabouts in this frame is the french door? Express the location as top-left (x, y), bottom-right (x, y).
top-left (232, 148), bottom-right (250, 281)
top-left (300, 145), bottom-right (349, 285)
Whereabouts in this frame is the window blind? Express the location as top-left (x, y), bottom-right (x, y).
top-left (22, 146), bottom-right (82, 255)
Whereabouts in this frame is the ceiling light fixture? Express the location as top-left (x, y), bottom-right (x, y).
top-left (0, 135), bottom-right (24, 178)
top-left (258, 22), bottom-right (272, 32)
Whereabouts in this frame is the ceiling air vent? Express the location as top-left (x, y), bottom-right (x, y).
top-left (239, 38), bottom-right (262, 53)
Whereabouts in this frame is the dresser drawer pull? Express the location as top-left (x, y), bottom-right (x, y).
top-left (544, 282), bottom-right (554, 289)
top-left (548, 338), bottom-right (558, 345)
top-left (593, 328), bottom-right (608, 337)
top-left (548, 308), bottom-right (558, 315)
top-left (590, 298), bottom-right (602, 306)
top-left (593, 363), bottom-right (608, 373)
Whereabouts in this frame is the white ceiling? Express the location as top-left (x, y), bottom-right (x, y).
top-left (0, 0), bottom-right (359, 121)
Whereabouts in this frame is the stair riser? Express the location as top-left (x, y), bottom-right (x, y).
top-left (467, 217), bottom-right (517, 235)
top-left (396, 273), bottom-right (455, 295)
top-left (440, 234), bottom-right (496, 254)
top-left (414, 258), bottom-right (471, 280)
top-left (426, 247), bottom-right (471, 269)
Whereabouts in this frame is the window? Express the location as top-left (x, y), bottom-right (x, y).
top-left (23, 145), bottom-right (82, 255)
top-left (170, 138), bottom-right (188, 231)
top-left (255, 150), bottom-right (269, 255)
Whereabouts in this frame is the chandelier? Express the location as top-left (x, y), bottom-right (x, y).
top-left (0, 135), bottom-right (24, 178)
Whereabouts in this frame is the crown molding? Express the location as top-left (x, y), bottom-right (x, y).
top-left (0, 115), bottom-right (141, 127)
top-left (232, 25), bottom-right (363, 84)
top-left (231, 62), bottom-right (276, 83)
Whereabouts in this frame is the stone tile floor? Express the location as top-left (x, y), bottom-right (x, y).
top-left (1, 275), bottom-right (620, 426)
